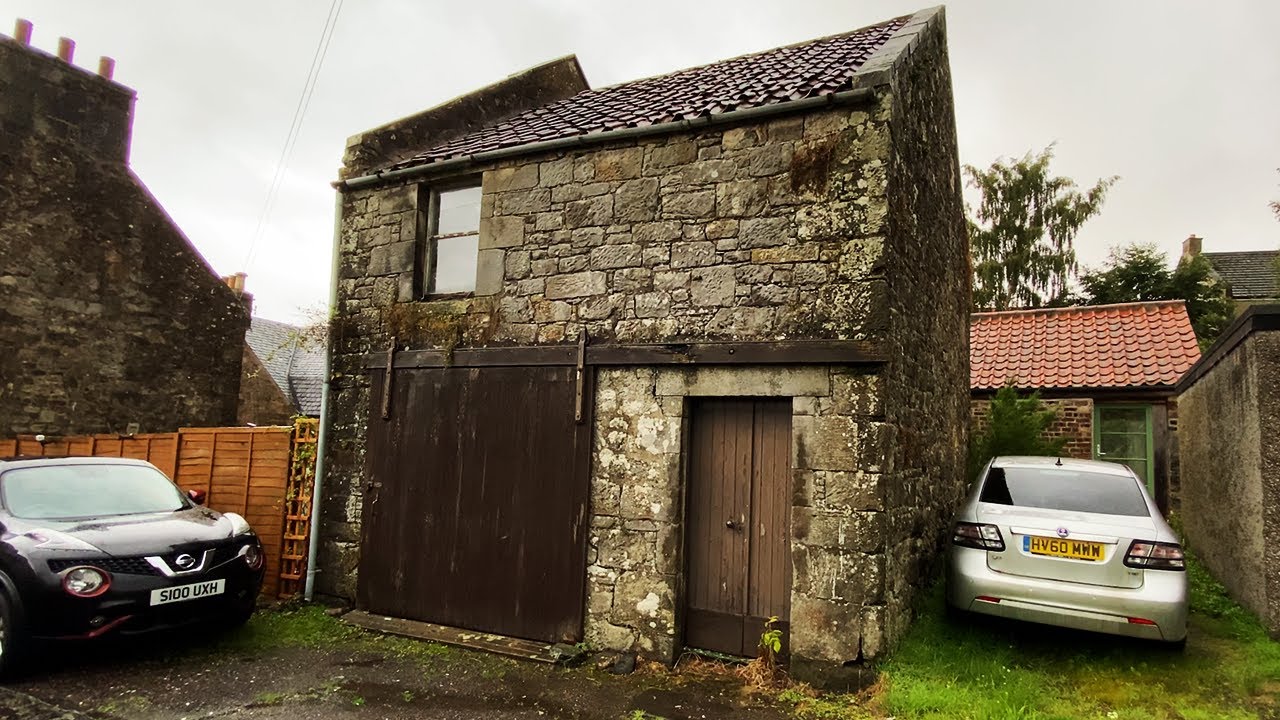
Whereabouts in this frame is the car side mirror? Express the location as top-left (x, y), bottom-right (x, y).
top-left (187, 489), bottom-right (206, 505)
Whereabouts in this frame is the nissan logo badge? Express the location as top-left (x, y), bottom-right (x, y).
top-left (174, 553), bottom-right (197, 570)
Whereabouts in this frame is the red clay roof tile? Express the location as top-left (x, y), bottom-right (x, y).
top-left (970, 301), bottom-right (1201, 391)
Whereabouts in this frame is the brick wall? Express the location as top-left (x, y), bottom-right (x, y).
top-left (970, 396), bottom-right (1094, 460)
top-left (0, 36), bottom-right (247, 435)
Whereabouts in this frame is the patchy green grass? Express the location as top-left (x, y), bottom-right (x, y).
top-left (863, 554), bottom-right (1280, 720)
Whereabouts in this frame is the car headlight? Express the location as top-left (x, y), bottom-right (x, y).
top-left (240, 543), bottom-right (264, 571)
top-left (62, 566), bottom-right (111, 597)
top-left (224, 512), bottom-right (252, 537)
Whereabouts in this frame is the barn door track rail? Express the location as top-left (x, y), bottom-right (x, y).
top-left (362, 339), bottom-right (887, 370)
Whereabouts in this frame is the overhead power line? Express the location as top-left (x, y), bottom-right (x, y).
top-left (244, 0), bottom-right (344, 270)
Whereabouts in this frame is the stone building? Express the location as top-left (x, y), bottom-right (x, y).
top-left (317, 7), bottom-right (967, 681)
top-left (238, 316), bottom-right (326, 426)
top-left (0, 22), bottom-right (248, 435)
top-left (1177, 305), bottom-right (1280, 634)
top-left (1180, 234), bottom-right (1280, 311)
top-left (970, 302), bottom-right (1201, 512)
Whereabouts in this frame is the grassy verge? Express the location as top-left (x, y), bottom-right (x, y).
top-left (836, 555), bottom-right (1280, 720)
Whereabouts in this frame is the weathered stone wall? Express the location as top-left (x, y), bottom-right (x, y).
top-left (0, 37), bottom-right (248, 435)
top-left (237, 347), bottom-right (296, 426)
top-left (970, 397), bottom-right (1094, 461)
top-left (320, 103), bottom-right (898, 601)
top-left (584, 365), bottom-right (885, 665)
top-left (1180, 329), bottom-right (1280, 632)
top-left (874, 10), bottom-right (969, 656)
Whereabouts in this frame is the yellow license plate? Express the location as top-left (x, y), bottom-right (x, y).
top-left (1024, 535), bottom-right (1104, 562)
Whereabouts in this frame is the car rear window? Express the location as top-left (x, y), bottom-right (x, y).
top-left (979, 466), bottom-right (1151, 516)
top-left (1, 464), bottom-right (187, 519)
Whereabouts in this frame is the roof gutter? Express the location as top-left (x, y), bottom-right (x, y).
top-left (333, 85), bottom-right (878, 192)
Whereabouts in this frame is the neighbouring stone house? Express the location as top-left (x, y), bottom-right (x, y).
top-left (317, 7), bottom-right (967, 682)
top-left (1181, 234), bottom-right (1279, 311)
top-left (970, 301), bottom-right (1201, 512)
top-left (238, 316), bottom-right (326, 426)
top-left (1177, 304), bottom-right (1280, 634)
top-left (0, 21), bottom-right (248, 436)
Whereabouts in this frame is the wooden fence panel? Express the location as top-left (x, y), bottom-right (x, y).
top-left (3, 426), bottom-right (307, 599)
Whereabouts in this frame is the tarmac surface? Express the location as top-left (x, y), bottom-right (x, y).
top-left (0, 613), bottom-right (793, 720)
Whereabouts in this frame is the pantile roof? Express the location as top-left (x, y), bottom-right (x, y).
top-left (970, 301), bottom-right (1201, 391)
top-left (388, 16), bottom-right (909, 171)
top-left (1203, 250), bottom-right (1280, 300)
top-left (245, 317), bottom-right (326, 416)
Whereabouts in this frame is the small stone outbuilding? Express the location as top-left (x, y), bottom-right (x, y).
top-left (0, 22), bottom-right (248, 435)
top-left (317, 7), bottom-right (968, 681)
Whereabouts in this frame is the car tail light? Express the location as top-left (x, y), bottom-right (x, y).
top-left (62, 566), bottom-right (111, 597)
top-left (952, 522), bottom-right (1005, 551)
top-left (1124, 540), bottom-right (1186, 571)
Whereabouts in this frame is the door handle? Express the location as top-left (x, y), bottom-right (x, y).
top-left (725, 518), bottom-right (739, 530)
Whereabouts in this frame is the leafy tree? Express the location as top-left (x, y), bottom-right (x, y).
top-left (1076, 243), bottom-right (1234, 349)
top-left (967, 145), bottom-right (1118, 310)
top-left (969, 385), bottom-right (1067, 481)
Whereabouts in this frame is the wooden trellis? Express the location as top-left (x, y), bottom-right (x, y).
top-left (278, 418), bottom-right (318, 599)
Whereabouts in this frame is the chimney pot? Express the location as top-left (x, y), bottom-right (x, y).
top-left (13, 18), bottom-right (32, 45)
top-left (56, 36), bottom-right (74, 62)
top-left (97, 56), bottom-right (115, 80)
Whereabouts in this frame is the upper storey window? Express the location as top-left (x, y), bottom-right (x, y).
top-left (424, 184), bottom-right (481, 296)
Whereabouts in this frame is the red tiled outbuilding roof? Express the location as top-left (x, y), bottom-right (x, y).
top-left (389, 16), bottom-right (909, 171)
top-left (970, 301), bottom-right (1202, 391)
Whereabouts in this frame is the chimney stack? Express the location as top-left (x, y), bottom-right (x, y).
top-left (1181, 234), bottom-right (1202, 260)
top-left (97, 56), bottom-right (115, 80)
top-left (56, 36), bottom-right (74, 62)
top-left (13, 18), bottom-right (32, 45)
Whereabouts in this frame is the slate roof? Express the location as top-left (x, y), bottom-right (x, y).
top-left (388, 15), bottom-right (909, 171)
top-left (244, 317), bottom-right (326, 416)
top-left (1203, 250), bottom-right (1280, 300)
top-left (970, 301), bottom-right (1202, 392)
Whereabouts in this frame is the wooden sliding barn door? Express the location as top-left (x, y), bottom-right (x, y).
top-left (685, 398), bottom-right (792, 657)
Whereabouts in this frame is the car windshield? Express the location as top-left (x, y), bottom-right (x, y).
top-left (1, 464), bottom-right (187, 519)
top-left (979, 466), bottom-right (1150, 517)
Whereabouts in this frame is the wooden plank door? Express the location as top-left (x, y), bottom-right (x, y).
top-left (358, 366), bottom-right (592, 644)
top-left (685, 398), bottom-right (792, 657)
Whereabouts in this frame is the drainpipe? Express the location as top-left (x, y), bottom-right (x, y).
top-left (304, 190), bottom-right (343, 602)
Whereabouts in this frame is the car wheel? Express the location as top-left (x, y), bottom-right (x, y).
top-left (0, 590), bottom-right (24, 681)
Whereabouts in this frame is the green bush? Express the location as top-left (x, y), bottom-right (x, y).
top-left (969, 384), bottom-right (1067, 480)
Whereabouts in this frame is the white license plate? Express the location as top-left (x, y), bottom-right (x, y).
top-left (150, 579), bottom-right (225, 606)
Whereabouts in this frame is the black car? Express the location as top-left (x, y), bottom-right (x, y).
top-left (0, 456), bottom-right (264, 676)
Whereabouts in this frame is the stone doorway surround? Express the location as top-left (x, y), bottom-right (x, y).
top-left (584, 364), bottom-right (888, 667)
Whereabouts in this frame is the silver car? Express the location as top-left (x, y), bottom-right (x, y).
top-left (947, 456), bottom-right (1187, 644)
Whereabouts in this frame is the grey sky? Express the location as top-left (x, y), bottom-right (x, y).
top-left (2, 1), bottom-right (1277, 323)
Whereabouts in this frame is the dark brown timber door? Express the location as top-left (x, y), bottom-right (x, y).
top-left (358, 366), bottom-right (591, 644)
top-left (685, 398), bottom-right (792, 657)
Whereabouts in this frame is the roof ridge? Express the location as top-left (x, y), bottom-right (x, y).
top-left (582, 14), bottom-right (912, 95)
top-left (972, 300), bottom-right (1187, 318)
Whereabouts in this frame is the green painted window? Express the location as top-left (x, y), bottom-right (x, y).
top-left (1093, 405), bottom-right (1154, 491)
